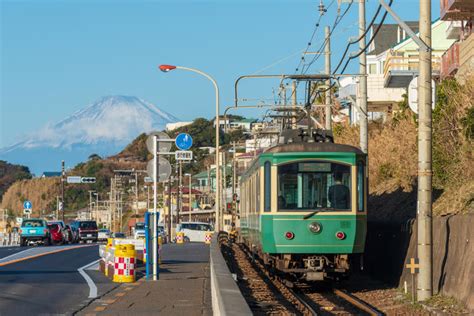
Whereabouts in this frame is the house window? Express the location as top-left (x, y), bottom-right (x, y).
top-left (369, 64), bottom-right (377, 74)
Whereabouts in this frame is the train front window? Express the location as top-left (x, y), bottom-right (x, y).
top-left (277, 161), bottom-right (351, 211)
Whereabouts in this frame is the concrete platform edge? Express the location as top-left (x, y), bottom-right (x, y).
top-left (210, 235), bottom-right (251, 316)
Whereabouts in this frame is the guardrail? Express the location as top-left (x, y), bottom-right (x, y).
top-left (0, 233), bottom-right (20, 246)
top-left (210, 234), bottom-right (251, 316)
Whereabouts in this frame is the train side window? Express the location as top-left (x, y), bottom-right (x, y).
top-left (357, 161), bottom-right (365, 211)
top-left (264, 161), bottom-right (271, 212)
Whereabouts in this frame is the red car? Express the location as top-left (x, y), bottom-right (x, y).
top-left (48, 224), bottom-right (64, 245)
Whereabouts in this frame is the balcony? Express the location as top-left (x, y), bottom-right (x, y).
top-left (441, 43), bottom-right (460, 79)
top-left (383, 52), bottom-right (441, 88)
top-left (446, 21), bottom-right (464, 39)
top-left (441, 0), bottom-right (474, 20)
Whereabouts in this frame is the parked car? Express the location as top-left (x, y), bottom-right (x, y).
top-left (48, 221), bottom-right (67, 244)
top-left (70, 220), bottom-right (98, 243)
top-left (176, 222), bottom-right (213, 243)
top-left (47, 223), bottom-right (64, 245)
top-left (64, 225), bottom-right (74, 244)
top-left (112, 232), bottom-right (126, 239)
top-left (20, 219), bottom-right (50, 246)
top-left (98, 229), bottom-right (111, 241)
top-left (133, 222), bottom-right (145, 239)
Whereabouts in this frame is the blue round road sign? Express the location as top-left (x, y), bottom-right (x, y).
top-left (175, 133), bottom-right (193, 150)
top-left (23, 200), bottom-right (32, 209)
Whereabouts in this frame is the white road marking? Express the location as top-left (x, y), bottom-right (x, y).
top-left (0, 245), bottom-right (88, 264)
top-left (78, 259), bottom-right (101, 298)
top-left (0, 248), bottom-right (35, 262)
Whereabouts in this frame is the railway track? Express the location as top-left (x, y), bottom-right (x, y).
top-left (222, 239), bottom-right (382, 315)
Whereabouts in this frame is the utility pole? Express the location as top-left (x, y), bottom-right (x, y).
top-left (135, 171), bottom-right (138, 217)
top-left (178, 161), bottom-right (182, 225)
top-left (417, 0), bottom-right (432, 301)
top-left (358, 0), bottom-right (368, 154)
top-left (61, 160), bottom-right (65, 222)
top-left (222, 151), bottom-right (226, 227)
top-left (325, 25), bottom-right (332, 131)
top-left (167, 177), bottom-right (172, 243)
top-left (188, 175), bottom-right (192, 222)
top-left (292, 81), bottom-right (297, 129)
top-left (88, 190), bottom-right (95, 220)
top-left (232, 142), bottom-right (236, 198)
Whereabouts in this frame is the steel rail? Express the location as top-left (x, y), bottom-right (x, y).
top-left (333, 288), bottom-right (383, 316)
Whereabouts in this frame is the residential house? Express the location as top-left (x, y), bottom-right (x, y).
top-left (383, 19), bottom-right (456, 88)
top-left (440, 0), bottom-right (473, 82)
top-left (41, 172), bottom-right (61, 178)
top-left (165, 121), bottom-right (192, 131)
top-left (337, 23), bottom-right (417, 124)
top-left (229, 118), bottom-right (257, 131)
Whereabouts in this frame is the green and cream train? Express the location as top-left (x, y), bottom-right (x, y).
top-left (239, 140), bottom-right (367, 281)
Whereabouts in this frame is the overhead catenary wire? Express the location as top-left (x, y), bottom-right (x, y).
top-left (313, 0), bottom-right (394, 99)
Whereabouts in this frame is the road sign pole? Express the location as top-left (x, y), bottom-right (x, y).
top-left (153, 135), bottom-right (158, 281)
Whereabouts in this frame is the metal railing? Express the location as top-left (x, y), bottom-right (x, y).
top-left (383, 51), bottom-right (442, 79)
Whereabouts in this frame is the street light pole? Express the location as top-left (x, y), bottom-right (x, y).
top-left (159, 64), bottom-right (221, 231)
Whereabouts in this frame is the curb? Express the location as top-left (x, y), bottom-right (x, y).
top-left (210, 234), bottom-right (252, 316)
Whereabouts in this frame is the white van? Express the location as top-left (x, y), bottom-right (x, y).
top-left (176, 222), bottom-right (213, 242)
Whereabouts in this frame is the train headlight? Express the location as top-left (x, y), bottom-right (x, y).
top-left (285, 231), bottom-right (295, 240)
top-left (309, 222), bottom-right (322, 234)
top-left (336, 231), bottom-right (346, 240)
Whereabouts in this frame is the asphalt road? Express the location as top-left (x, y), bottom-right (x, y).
top-left (0, 245), bottom-right (115, 315)
top-left (0, 246), bottom-right (34, 260)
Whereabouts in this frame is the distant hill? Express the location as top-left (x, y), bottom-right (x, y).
top-left (0, 95), bottom-right (179, 174)
top-left (0, 161), bottom-right (32, 202)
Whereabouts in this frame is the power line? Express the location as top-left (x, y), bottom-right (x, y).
top-left (314, 0), bottom-right (394, 99)
top-left (332, 3), bottom-right (383, 74)
top-left (301, 0), bottom-right (354, 75)
top-left (295, 0), bottom-right (336, 73)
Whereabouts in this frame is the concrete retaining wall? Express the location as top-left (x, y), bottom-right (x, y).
top-left (365, 214), bottom-right (474, 311)
top-left (210, 236), bottom-right (251, 316)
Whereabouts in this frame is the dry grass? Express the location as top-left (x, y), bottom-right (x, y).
top-left (335, 76), bottom-right (474, 218)
top-left (0, 178), bottom-right (59, 217)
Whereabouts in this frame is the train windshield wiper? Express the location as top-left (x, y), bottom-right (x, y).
top-left (303, 208), bottom-right (336, 219)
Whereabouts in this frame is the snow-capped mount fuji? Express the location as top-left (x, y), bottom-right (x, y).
top-left (0, 96), bottom-right (179, 174)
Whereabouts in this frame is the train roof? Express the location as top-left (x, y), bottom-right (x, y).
top-left (264, 142), bottom-right (364, 155)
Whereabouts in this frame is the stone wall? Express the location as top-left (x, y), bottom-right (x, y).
top-left (364, 214), bottom-right (474, 311)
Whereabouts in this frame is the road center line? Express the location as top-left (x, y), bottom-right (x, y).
top-left (78, 259), bottom-right (101, 298)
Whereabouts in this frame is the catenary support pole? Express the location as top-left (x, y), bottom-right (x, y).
top-left (417, 0), bottom-right (432, 301)
top-left (325, 25), bottom-right (332, 131)
top-left (358, 0), bottom-right (368, 154)
top-left (292, 81), bottom-right (297, 129)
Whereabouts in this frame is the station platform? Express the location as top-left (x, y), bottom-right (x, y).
top-left (80, 243), bottom-right (212, 316)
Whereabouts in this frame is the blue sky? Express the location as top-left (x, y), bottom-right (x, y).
top-left (1, 0), bottom-right (440, 148)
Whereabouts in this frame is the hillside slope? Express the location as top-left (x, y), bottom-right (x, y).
top-left (0, 161), bottom-right (32, 202)
top-left (335, 77), bottom-right (473, 222)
